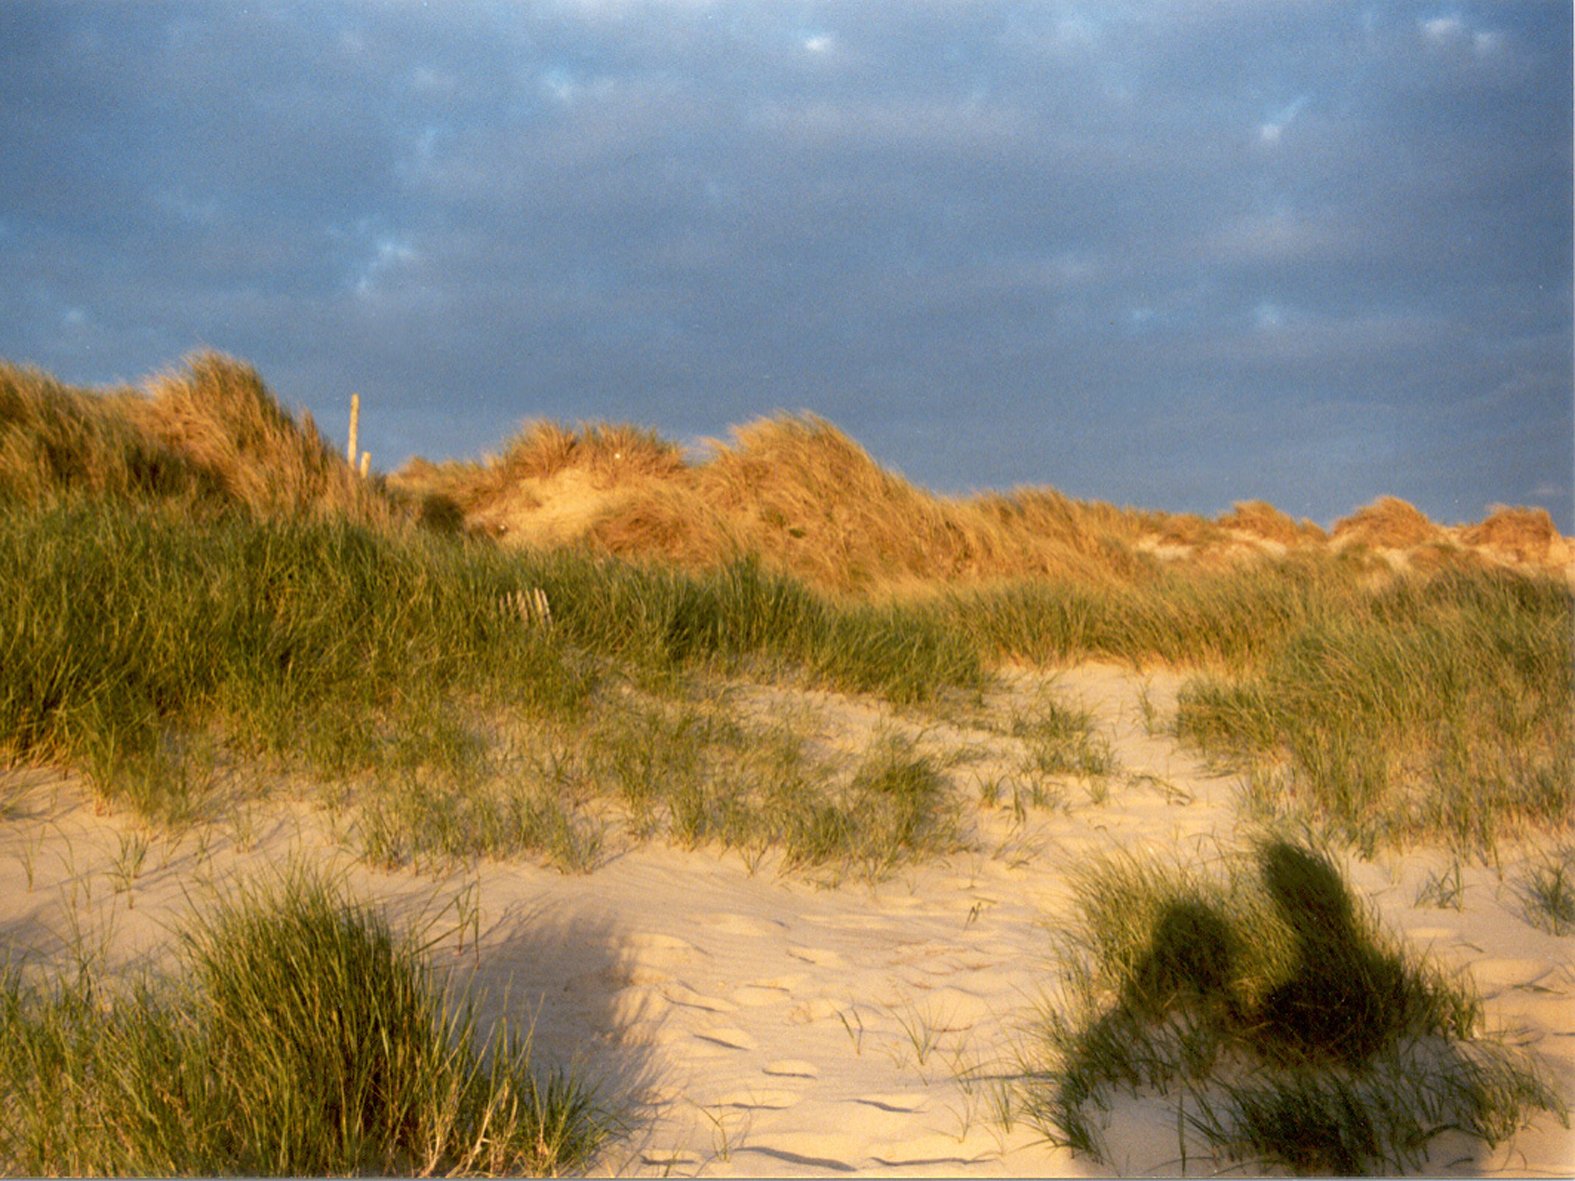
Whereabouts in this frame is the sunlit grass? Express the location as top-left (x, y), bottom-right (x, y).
top-left (0, 863), bottom-right (610, 1176)
top-left (3, 352), bottom-right (1570, 870)
top-left (1174, 569), bottom-right (1573, 853)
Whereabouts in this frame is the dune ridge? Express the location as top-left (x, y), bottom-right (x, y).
top-left (6, 350), bottom-right (1566, 590)
top-left (1, 350), bottom-right (1570, 1175)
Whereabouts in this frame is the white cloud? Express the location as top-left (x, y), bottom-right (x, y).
top-left (354, 237), bottom-right (418, 298)
top-left (801, 32), bottom-right (834, 55)
top-left (1419, 13), bottom-right (1502, 56)
top-left (1257, 95), bottom-right (1309, 145)
top-left (1421, 15), bottom-right (1464, 43)
top-left (1472, 31), bottom-right (1502, 57)
top-left (1252, 301), bottom-right (1284, 330)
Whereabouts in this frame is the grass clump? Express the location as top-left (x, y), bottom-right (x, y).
top-left (0, 863), bottom-right (608, 1175)
top-left (0, 496), bottom-right (980, 837)
top-left (1010, 689), bottom-right (1118, 788)
top-left (0, 352), bottom-right (397, 527)
top-left (1017, 839), bottom-right (1564, 1175)
top-left (1332, 496), bottom-right (1446, 551)
top-left (1518, 845), bottom-right (1575, 935)
top-left (1176, 570), bottom-right (1573, 853)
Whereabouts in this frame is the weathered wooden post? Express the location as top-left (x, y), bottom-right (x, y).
top-left (347, 392), bottom-right (360, 467)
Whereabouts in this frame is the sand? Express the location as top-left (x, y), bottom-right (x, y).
top-left (1, 662), bottom-right (1570, 1177)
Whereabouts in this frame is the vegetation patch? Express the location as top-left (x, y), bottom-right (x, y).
top-left (2, 353), bottom-right (1570, 868)
top-left (0, 862), bottom-right (609, 1176)
top-left (1016, 839), bottom-right (1565, 1175)
top-left (1175, 570), bottom-right (1573, 853)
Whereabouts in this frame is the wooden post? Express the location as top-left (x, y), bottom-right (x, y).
top-left (347, 393), bottom-right (360, 466)
top-left (359, 451), bottom-right (371, 478)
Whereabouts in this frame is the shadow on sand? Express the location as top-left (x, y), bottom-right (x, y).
top-left (1055, 840), bottom-right (1534, 1175)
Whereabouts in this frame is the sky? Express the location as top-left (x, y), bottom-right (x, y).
top-left (2, 1), bottom-right (1570, 530)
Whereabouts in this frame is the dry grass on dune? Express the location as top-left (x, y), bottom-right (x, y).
top-left (0, 352), bottom-right (398, 528)
top-left (7, 352), bottom-right (1568, 593)
top-left (1218, 499), bottom-right (1327, 547)
top-left (399, 412), bottom-right (1180, 593)
top-left (401, 410), bottom-right (1573, 594)
top-left (1462, 504), bottom-right (1572, 566)
top-left (393, 409), bottom-right (1573, 594)
top-left (1332, 494), bottom-right (1447, 550)
top-left (687, 414), bottom-right (995, 591)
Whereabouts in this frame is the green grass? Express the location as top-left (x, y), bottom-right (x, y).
top-left (1174, 569), bottom-right (1573, 853)
top-left (2, 489), bottom-right (1569, 869)
top-left (0, 862), bottom-right (609, 1175)
top-left (1016, 839), bottom-right (1564, 1174)
top-left (0, 499), bottom-right (980, 830)
top-left (942, 556), bottom-right (1348, 669)
top-left (1519, 845), bottom-right (1575, 935)
top-left (1009, 688), bottom-right (1119, 793)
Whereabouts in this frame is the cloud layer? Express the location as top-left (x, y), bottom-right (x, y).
top-left (2, 1), bottom-right (1569, 527)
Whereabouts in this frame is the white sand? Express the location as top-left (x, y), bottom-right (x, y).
top-left (1, 663), bottom-right (1570, 1177)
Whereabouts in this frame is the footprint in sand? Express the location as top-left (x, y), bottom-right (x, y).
top-left (714, 1088), bottom-right (803, 1110)
top-left (855, 1092), bottom-right (929, 1113)
top-left (732, 976), bottom-right (801, 1007)
top-left (661, 983), bottom-right (737, 1012)
top-left (763, 1059), bottom-right (819, 1079)
top-left (788, 997), bottom-right (840, 1024)
top-left (569, 964), bottom-right (669, 989)
top-left (701, 912), bottom-right (786, 937)
top-left (626, 932), bottom-right (705, 959)
top-left (695, 1026), bottom-right (759, 1051)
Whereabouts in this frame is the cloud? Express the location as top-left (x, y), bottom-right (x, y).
top-left (0, 0), bottom-right (1567, 529)
top-left (1258, 94), bottom-right (1310, 143)
top-left (1420, 15), bottom-right (1465, 43)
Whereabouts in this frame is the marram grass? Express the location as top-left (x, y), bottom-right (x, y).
top-left (1176, 568), bottom-right (1573, 853)
top-left (0, 499), bottom-right (979, 808)
top-left (2, 351), bottom-right (1571, 866)
top-left (0, 862), bottom-right (610, 1176)
top-left (1017, 839), bottom-right (1565, 1175)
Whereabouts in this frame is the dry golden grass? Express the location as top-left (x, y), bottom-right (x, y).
top-left (6, 352), bottom-right (1568, 595)
top-left (1462, 505), bottom-right (1570, 565)
top-left (0, 351), bottom-right (398, 529)
top-left (393, 413), bottom-right (1192, 593)
top-left (1219, 500), bottom-right (1326, 546)
top-left (1331, 495), bottom-right (1446, 550)
top-left (130, 353), bottom-right (398, 526)
top-left (394, 410), bottom-right (1570, 595)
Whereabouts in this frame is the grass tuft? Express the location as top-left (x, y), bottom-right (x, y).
top-left (0, 862), bottom-right (610, 1175)
top-left (1518, 845), bottom-right (1575, 935)
top-left (1017, 839), bottom-right (1563, 1174)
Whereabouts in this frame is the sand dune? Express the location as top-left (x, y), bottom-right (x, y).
top-left (3, 663), bottom-right (1569, 1176)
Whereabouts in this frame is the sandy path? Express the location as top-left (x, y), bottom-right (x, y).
top-left (1, 663), bottom-right (1570, 1177)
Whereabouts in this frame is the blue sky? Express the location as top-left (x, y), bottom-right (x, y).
top-left (2, 1), bottom-right (1570, 528)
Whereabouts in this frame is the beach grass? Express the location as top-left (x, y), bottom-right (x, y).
top-left (1175, 568), bottom-right (1573, 853)
top-left (1016, 838), bottom-right (1565, 1174)
top-left (2, 351), bottom-right (1570, 869)
top-left (0, 862), bottom-right (609, 1176)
